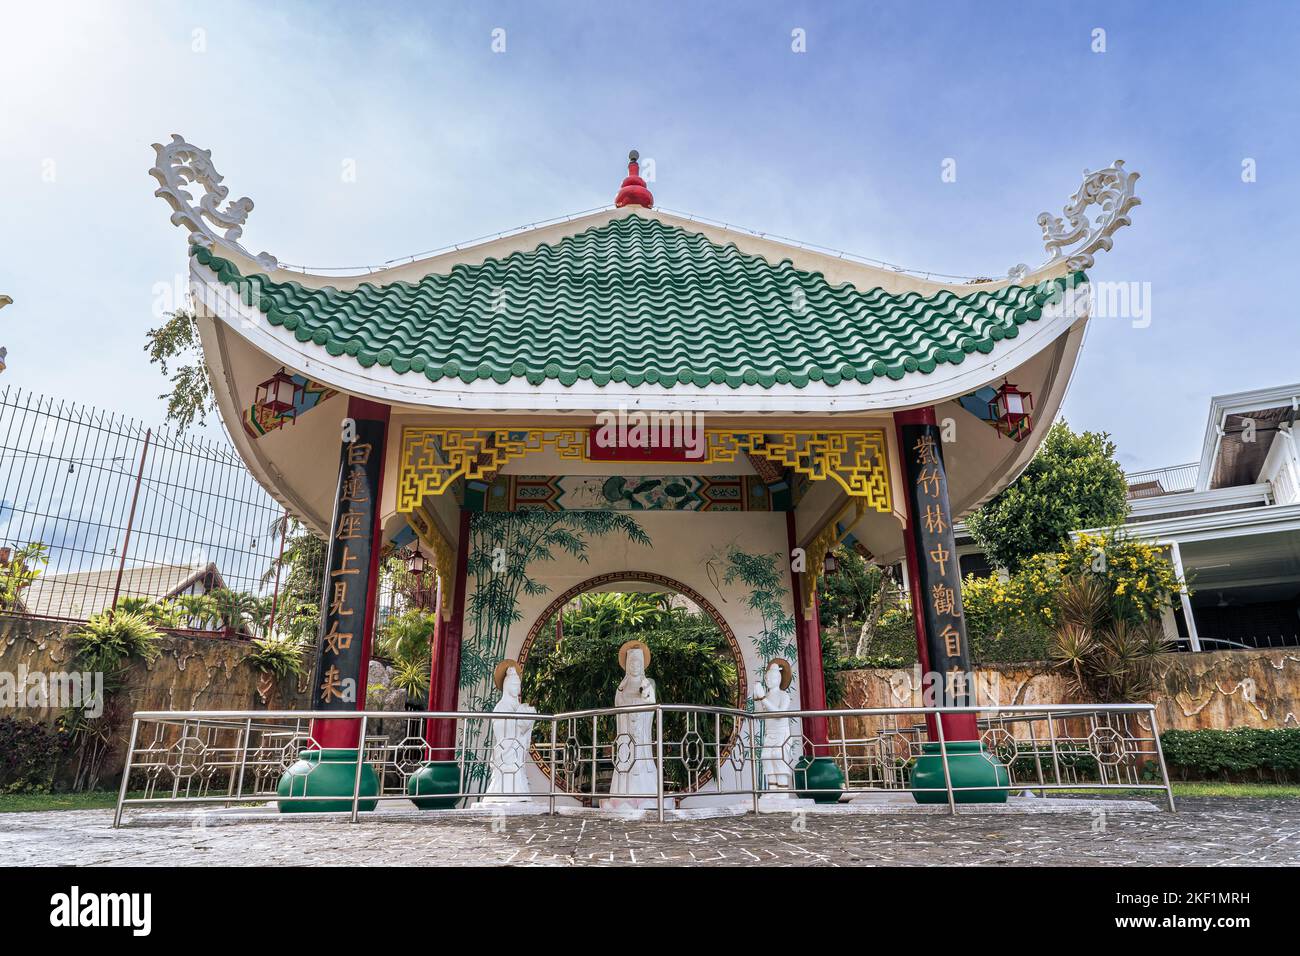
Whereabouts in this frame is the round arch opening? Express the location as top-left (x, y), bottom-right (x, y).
top-left (518, 571), bottom-right (748, 798)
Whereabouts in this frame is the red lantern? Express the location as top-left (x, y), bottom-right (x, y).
top-left (823, 550), bottom-right (839, 576)
top-left (254, 367), bottom-right (301, 417)
top-left (405, 546), bottom-right (426, 577)
top-left (988, 379), bottom-right (1034, 441)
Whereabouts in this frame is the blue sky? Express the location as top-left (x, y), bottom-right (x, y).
top-left (1, 0), bottom-right (1297, 470)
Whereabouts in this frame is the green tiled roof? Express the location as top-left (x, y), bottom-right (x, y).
top-left (194, 215), bottom-right (1081, 390)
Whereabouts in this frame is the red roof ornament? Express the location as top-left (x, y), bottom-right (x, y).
top-left (614, 149), bottom-right (654, 208)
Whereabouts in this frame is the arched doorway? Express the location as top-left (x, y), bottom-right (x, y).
top-left (517, 571), bottom-right (748, 799)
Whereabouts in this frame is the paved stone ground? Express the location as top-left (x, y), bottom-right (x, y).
top-left (2, 797), bottom-right (1297, 866)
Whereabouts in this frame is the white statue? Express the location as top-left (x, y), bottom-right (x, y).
top-left (605, 640), bottom-right (658, 811)
top-left (751, 658), bottom-right (796, 793)
top-left (482, 659), bottom-right (537, 803)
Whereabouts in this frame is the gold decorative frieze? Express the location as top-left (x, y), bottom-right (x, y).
top-left (397, 428), bottom-right (587, 512)
top-left (397, 425), bottom-right (891, 514)
top-left (702, 430), bottom-right (891, 510)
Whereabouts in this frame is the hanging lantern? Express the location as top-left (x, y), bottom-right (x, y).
top-left (254, 367), bottom-right (301, 417)
top-left (823, 550), bottom-right (839, 576)
top-left (405, 546), bottom-right (426, 577)
top-left (988, 379), bottom-right (1034, 441)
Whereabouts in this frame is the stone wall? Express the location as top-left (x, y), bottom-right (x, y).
top-left (0, 614), bottom-right (312, 718)
top-left (838, 648), bottom-right (1300, 737)
top-left (0, 614), bottom-right (313, 782)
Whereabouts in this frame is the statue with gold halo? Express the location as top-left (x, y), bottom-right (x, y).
top-left (604, 639), bottom-right (658, 810)
top-left (751, 657), bottom-right (796, 793)
top-left (482, 659), bottom-right (537, 803)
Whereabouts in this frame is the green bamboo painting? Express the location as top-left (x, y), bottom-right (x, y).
top-left (722, 547), bottom-right (798, 692)
top-left (721, 546), bottom-right (797, 788)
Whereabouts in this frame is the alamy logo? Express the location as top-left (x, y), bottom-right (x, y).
top-left (592, 406), bottom-right (706, 459)
top-left (0, 666), bottom-right (103, 717)
top-left (49, 886), bottom-right (152, 936)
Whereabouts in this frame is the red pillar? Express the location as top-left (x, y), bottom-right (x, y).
top-left (787, 511), bottom-right (829, 751)
top-left (425, 509), bottom-right (470, 759)
top-left (310, 397), bottom-right (390, 749)
top-left (893, 406), bottom-right (979, 742)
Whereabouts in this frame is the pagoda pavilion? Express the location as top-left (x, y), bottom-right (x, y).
top-left (150, 137), bottom-right (1139, 809)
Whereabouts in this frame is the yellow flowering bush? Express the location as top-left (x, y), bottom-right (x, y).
top-left (1019, 531), bottom-right (1184, 625)
top-left (857, 531), bottom-right (1183, 667)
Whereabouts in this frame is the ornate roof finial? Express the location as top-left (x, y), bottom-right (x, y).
top-left (1037, 160), bottom-right (1140, 271)
top-left (150, 134), bottom-right (278, 270)
top-left (614, 148), bottom-right (654, 208)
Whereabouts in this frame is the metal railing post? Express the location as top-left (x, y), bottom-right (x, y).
top-left (1045, 712), bottom-right (1063, 787)
top-left (113, 717), bottom-right (141, 828)
top-left (655, 706), bottom-right (666, 823)
top-left (231, 718), bottom-right (252, 801)
top-left (548, 718), bottom-right (558, 816)
top-left (749, 716), bottom-right (760, 816)
top-left (1149, 708), bottom-right (1176, 813)
top-left (591, 715), bottom-right (598, 806)
top-left (714, 711), bottom-right (722, 792)
top-left (350, 716), bottom-right (368, 823)
top-left (935, 709), bottom-right (957, 815)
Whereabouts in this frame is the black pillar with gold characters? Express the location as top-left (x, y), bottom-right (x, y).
top-left (894, 406), bottom-right (1008, 803)
top-left (277, 396), bottom-right (390, 813)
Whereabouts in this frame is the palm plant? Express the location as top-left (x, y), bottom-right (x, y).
top-left (389, 654), bottom-right (431, 701)
top-left (114, 596), bottom-right (187, 628)
top-left (69, 609), bottom-right (163, 675)
top-left (1049, 575), bottom-right (1171, 702)
top-left (66, 608), bottom-right (165, 765)
top-left (377, 607), bottom-right (438, 663)
top-left (244, 635), bottom-right (307, 680)
top-left (174, 593), bottom-right (220, 629)
top-left (207, 587), bottom-right (261, 636)
top-left (0, 541), bottom-right (48, 612)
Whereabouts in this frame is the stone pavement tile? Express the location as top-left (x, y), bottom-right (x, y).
top-left (1, 798), bottom-right (1297, 866)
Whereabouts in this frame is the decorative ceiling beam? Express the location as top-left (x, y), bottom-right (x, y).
top-left (396, 426), bottom-right (892, 515)
top-left (406, 505), bottom-right (457, 621)
top-left (800, 498), bottom-right (868, 615)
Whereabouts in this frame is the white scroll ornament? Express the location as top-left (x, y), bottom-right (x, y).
top-left (149, 134), bottom-right (278, 270)
top-left (1037, 160), bottom-right (1141, 272)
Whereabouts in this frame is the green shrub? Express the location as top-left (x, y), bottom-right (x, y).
top-left (68, 610), bottom-right (162, 677)
top-left (243, 636), bottom-right (307, 680)
top-left (826, 653), bottom-right (911, 672)
top-left (0, 717), bottom-right (73, 793)
top-left (1160, 728), bottom-right (1300, 782)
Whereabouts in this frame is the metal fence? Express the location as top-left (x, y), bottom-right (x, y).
top-left (1125, 462), bottom-right (1199, 498)
top-left (112, 702), bottom-right (1175, 826)
top-left (0, 386), bottom-right (326, 633)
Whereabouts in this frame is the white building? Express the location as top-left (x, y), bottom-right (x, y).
top-left (1099, 384), bottom-right (1300, 651)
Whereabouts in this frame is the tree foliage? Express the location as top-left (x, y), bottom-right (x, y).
top-left (143, 308), bottom-right (214, 432)
top-left (522, 592), bottom-right (738, 792)
top-left (965, 421), bottom-right (1129, 572)
top-left (0, 542), bottom-right (48, 612)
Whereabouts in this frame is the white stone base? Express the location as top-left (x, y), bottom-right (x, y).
top-left (599, 797), bottom-right (675, 817)
top-left (561, 803), bottom-right (746, 822)
top-left (756, 793), bottom-right (817, 813)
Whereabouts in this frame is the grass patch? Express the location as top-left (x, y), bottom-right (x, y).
top-left (0, 791), bottom-right (145, 813)
top-left (1048, 781), bottom-right (1300, 800)
top-left (1169, 781), bottom-right (1300, 799)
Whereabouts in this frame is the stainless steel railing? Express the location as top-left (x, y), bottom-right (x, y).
top-left (113, 702), bottom-right (1175, 827)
